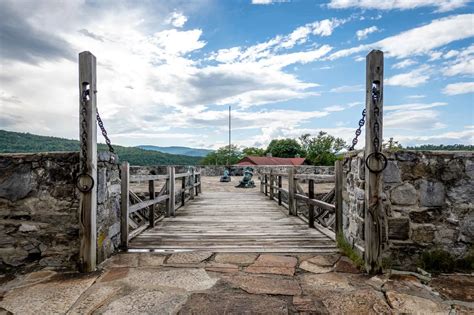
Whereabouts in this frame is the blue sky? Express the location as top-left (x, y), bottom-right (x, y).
top-left (0, 0), bottom-right (473, 149)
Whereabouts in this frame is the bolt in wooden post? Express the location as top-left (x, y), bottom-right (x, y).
top-left (278, 175), bottom-right (282, 206)
top-left (335, 160), bottom-right (343, 236)
top-left (364, 50), bottom-right (384, 274)
top-left (288, 167), bottom-right (295, 216)
top-left (120, 161), bottom-right (129, 249)
top-left (269, 170), bottom-right (274, 200)
top-left (78, 51), bottom-right (97, 272)
top-left (148, 180), bottom-right (155, 228)
top-left (168, 166), bottom-right (175, 217)
top-left (308, 179), bottom-right (315, 228)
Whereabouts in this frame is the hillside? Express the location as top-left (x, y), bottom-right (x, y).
top-left (137, 145), bottom-right (213, 157)
top-left (0, 130), bottom-right (201, 166)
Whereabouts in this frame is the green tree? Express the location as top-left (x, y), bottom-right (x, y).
top-left (266, 138), bottom-right (304, 158)
top-left (242, 147), bottom-right (265, 157)
top-left (200, 144), bottom-right (242, 165)
top-left (306, 131), bottom-right (346, 166)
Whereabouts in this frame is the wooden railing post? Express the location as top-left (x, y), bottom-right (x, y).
top-left (148, 179), bottom-right (155, 228)
top-left (78, 51), bottom-right (97, 272)
top-left (181, 176), bottom-right (186, 207)
top-left (120, 162), bottom-right (129, 249)
top-left (190, 169), bottom-right (195, 200)
top-left (278, 175), bottom-right (282, 206)
top-left (260, 174), bottom-right (264, 193)
top-left (335, 160), bottom-right (343, 236)
top-left (264, 174), bottom-right (268, 196)
top-left (288, 168), bottom-right (295, 215)
top-left (308, 179), bottom-right (315, 228)
top-left (168, 166), bottom-right (176, 217)
top-left (364, 50), bottom-right (384, 274)
top-left (269, 169), bottom-right (274, 200)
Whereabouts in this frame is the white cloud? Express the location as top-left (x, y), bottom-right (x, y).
top-left (251, 0), bottom-right (288, 4)
top-left (392, 59), bottom-right (417, 69)
top-left (385, 110), bottom-right (446, 130)
top-left (324, 105), bottom-right (345, 112)
top-left (385, 66), bottom-right (431, 87)
top-left (329, 84), bottom-right (364, 93)
top-left (385, 102), bottom-right (447, 111)
top-left (328, 0), bottom-right (470, 12)
top-left (394, 126), bottom-right (474, 146)
top-left (356, 26), bottom-right (379, 40)
top-left (406, 94), bottom-right (426, 99)
top-left (164, 11), bottom-right (188, 28)
top-left (442, 44), bottom-right (474, 76)
top-left (328, 14), bottom-right (474, 60)
top-left (442, 82), bottom-right (474, 95)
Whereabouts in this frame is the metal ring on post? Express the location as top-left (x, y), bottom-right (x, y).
top-left (76, 174), bottom-right (95, 193)
top-left (365, 152), bottom-right (388, 174)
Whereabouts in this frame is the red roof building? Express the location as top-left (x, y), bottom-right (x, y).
top-left (236, 156), bottom-right (306, 166)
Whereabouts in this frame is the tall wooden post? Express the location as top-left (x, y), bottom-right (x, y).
top-left (181, 176), bottom-right (186, 207)
top-left (269, 170), bottom-right (274, 200)
top-left (278, 175), bottom-right (282, 206)
top-left (168, 166), bottom-right (176, 217)
top-left (78, 51), bottom-right (97, 272)
top-left (308, 179), bottom-right (315, 228)
top-left (120, 162), bottom-right (129, 249)
top-left (190, 168), bottom-right (195, 200)
top-left (364, 50), bottom-right (384, 274)
top-left (264, 174), bottom-right (268, 196)
top-left (335, 160), bottom-right (343, 236)
top-left (148, 180), bottom-right (155, 227)
top-left (288, 168), bottom-right (295, 215)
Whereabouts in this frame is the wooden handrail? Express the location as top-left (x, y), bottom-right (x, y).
top-left (129, 194), bottom-right (169, 213)
top-left (130, 174), bottom-right (170, 182)
top-left (295, 193), bottom-right (335, 211)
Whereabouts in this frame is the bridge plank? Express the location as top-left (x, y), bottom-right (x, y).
top-left (128, 190), bottom-right (337, 253)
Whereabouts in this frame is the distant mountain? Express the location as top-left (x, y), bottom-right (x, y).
top-left (0, 130), bottom-right (201, 166)
top-left (137, 145), bottom-right (213, 157)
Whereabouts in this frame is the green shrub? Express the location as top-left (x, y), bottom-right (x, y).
top-left (336, 233), bottom-right (364, 270)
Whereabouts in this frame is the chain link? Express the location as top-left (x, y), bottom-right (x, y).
top-left (96, 109), bottom-right (115, 153)
top-left (80, 89), bottom-right (89, 173)
top-left (348, 108), bottom-right (366, 151)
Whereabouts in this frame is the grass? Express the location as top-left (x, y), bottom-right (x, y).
top-left (419, 248), bottom-right (474, 274)
top-left (336, 233), bottom-right (364, 270)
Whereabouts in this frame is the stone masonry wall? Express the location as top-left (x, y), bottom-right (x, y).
top-left (0, 151), bottom-right (121, 273)
top-left (96, 152), bottom-right (121, 264)
top-left (342, 150), bottom-right (473, 268)
top-left (0, 152), bottom-right (80, 273)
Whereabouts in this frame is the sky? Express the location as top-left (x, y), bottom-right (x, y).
top-left (0, 0), bottom-right (473, 150)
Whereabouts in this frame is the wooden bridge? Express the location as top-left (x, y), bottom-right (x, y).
top-left (120, 164), bottom-right (340, 254)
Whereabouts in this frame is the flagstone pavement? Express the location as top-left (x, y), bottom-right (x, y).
top-left (1, 251), bottom-right (473, 314)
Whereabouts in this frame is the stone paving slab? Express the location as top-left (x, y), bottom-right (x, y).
top-left (178, 292), bottom-right (289, 315)
top-left (166, 251), bottom-right (213, 264)
top-left (0, 273), bottom-right (99, 315)
top-left (244, 254), bottom-right (298, 276)
top-left (213, 253), bottom-right (258, 265)
top-left (223, 274), bottom-right (302, 295)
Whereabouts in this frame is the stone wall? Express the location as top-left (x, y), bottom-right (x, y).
top-left (0, 152), bottom-right (80, 273)
top-left (96, 152), bottom-right (121, 264)
top-left (0, 151), bottom-right (121, 273)
top-left (342, 150), bottom-right (474, 268)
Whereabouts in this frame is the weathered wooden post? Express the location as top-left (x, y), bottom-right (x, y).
top-left (190, 168), bottom-right (195, 200)
top-left (364, 50), bottom-right (384, 274)
top-left (278, 175), bottom-right (282, 206)
top-left (181, 175), bottom-right (186, 207)
top-left (269, 169), bottom-right (274, 200)
top-left (168, 166), bottom-right (176, 217)
top-left (288, 167), bottom-right (295, 215)
top-left (120, 162), bottom-right (129, 249)
top-left (148, 179), bottom-right (155, 227)
top-left (78, 51), bottom-right (97, 272)
top-left (308, 179), bottom-right (315, 228)
top-left (335, 160), bottom-right (343, 236)
top-left (264, 174), bottom-right (268, 196)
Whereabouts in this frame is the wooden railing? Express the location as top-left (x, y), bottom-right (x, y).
top-left (259, 162), bottom-right (343, 238)
top-left (120, 163), bottom-right (201, 247)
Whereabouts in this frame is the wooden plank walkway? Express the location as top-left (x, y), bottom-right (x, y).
top-left (129, 191), bottom-right (338, 253)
